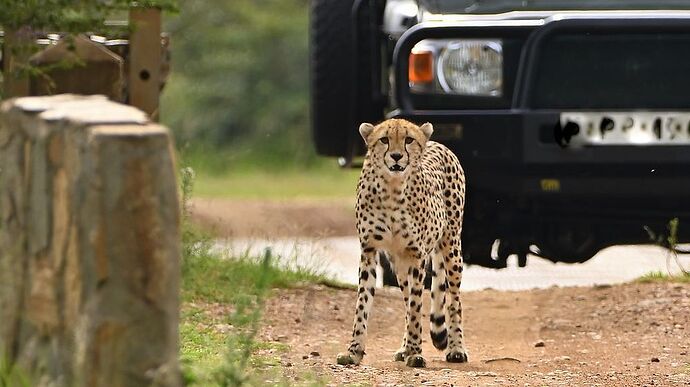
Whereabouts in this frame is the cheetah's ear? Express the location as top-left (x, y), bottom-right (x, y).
top-left (420, 122), bottom-right (433, 141)
top-left (359, 123), bottom-right (375, 144)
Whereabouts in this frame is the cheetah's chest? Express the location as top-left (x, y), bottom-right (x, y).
top-left (358, 187), bottom-right (446, 254)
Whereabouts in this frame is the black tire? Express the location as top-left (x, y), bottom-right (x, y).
top-left (309, 0), bottom-right (357, 157)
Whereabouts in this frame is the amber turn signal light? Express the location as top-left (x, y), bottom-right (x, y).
top-left (409, 51), bottom-right (433, 83)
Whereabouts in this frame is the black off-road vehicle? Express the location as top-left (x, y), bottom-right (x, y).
top-left (310, 0), bottom-right (690, 269)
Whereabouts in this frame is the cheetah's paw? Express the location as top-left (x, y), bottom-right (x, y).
top-left (336, 352), bottom-right (362, 366)
top-left (446, 350), bottom-right (468, 363)
top-left (406, 354), bottom-right (427, 368)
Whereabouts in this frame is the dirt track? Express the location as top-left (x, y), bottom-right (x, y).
top-left (261, 283), bottom-right (689, 386)
top-left (191, 198), bottom-right (355, 238)
top-left (191, 198), bottom-right (690, 385)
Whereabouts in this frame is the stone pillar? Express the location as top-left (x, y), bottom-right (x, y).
top-left (0, 94), bottom-right (181, 387)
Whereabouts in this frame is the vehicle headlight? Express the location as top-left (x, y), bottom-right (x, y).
top-left (409, 39), bottom-right (503, 97)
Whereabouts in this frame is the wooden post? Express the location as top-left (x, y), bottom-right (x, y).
top-left (0, 95), bottom-right (181, 386)
top-left (2, 28), bottom-right (31, 98)
top-left (129, 7), bottom-right (162, 120)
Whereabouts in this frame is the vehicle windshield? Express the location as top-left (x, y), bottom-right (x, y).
top-left (419, 0), bottom-right (690, 14)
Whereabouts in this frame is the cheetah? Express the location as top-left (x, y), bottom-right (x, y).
top-left (336, 118), bottom-right (468, 368)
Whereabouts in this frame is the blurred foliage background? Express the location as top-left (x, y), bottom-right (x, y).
top-left (162, 0), bottom-right (322, 173)
top-left (2, 0), bottom-right (358, 197)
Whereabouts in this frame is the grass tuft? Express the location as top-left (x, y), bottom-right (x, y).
top-left (178, 163), bottom-right (331, 386)
top-left (636, 270), bottom-right (690, 284)
top-left (0, 354), bottom-right (30, 387)
top-left (182, 248), bottom-right (334, 304)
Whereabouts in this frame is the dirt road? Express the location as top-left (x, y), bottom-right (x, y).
top-left (261, 282), bottom-right (689, 386)
top-left (191, 198), bottom-right (690, 385)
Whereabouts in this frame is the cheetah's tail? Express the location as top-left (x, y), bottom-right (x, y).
top-left (430, 313), bottom-right (448, 350)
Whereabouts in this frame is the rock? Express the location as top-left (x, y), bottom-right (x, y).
top-left (651, 357), bottom-right (660, 362)
top-left (310, 351), bottom-right (321, 357)
top-left (303, 355), bottom-right (309, 360)
top-left (534, 340), bottom-right (545, 347)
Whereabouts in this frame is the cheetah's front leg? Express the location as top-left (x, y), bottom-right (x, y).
top-left (444, 237), bottom-right (468, 363)
top-left (393, 255), bottom-right (427, 368)
top-left (336, 250), bottom-right (377, 365)
top-left (392, 262), bottom-right (411, 362)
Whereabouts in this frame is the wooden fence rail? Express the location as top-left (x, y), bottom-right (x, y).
top-left (0, 94), bottom-right (181, 387)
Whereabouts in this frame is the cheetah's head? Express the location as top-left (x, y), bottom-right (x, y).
top-left (359, 119), bottom-right (433, 177)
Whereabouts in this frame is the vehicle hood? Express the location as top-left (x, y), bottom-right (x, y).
top-left (418, 0), bottom-right (690, 14)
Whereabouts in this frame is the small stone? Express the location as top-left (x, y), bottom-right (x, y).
top-left (295, 318), bottom-right (301, 323)
top-left (333, 304), bottom-right (340, 311)
top-left (680, 351), bottom-right (687, 355)
top-left (534, 340), bottom-right (545, 348)
top-left (651, 357), bottom-right (660, 363)
top-left (302, 355), bottom-right (309, 360)
top-left (285, 362), bottom-right (293, 367)
top-left (310, 351), bottom-right (321, 357)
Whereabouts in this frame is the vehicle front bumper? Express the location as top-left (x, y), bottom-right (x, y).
top-left (390, 109), bottom-right (690, 205)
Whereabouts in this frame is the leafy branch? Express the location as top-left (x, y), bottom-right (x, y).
top-left (1, 0), bottom-right (177, 32)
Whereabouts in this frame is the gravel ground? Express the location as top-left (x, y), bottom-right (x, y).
top-left (259, 282), bottom-right (690, 386)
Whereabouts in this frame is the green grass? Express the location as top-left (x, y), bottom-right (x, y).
top-left (177, 142), bottom-right (360, 199)
top-left (178, 155), bottom-right (337, 385)
top-left (636, 270), bottom-right (690, 284)
top-left (193, 169), bottom-right (359, 199)
top-left (182, 250), bottom-right (339, 305)
top-left (0, 354), bottom-right (31, 387)
top-left (180, 246), bottom-right (338, 386)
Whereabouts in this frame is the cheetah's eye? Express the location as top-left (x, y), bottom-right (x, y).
top-left (405, 137), bottom-right (414, 145)
top-left (380, 137), bottom-right (389, 145)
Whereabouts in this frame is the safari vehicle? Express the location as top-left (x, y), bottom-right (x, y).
top-left (310, 0), bottom-right (690, 269)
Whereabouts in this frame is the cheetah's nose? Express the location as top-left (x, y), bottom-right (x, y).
top-left (390, 153), bottom-right (403, 162)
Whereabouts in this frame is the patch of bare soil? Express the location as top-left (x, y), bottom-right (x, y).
top-left (190, 198), bottom-right (356, 238)
top-left (260, 282), bottom-right (690, 386)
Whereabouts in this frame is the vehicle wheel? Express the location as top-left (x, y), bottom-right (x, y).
top-left (536, 228), bottom-right (601, 263)
top-left (310, 0), bottom-right (356, 156)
